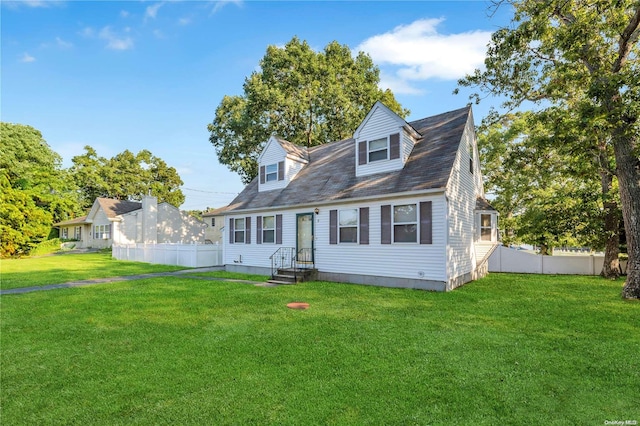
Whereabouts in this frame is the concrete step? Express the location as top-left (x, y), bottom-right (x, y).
top-left (266, 279), bottom-right (297, 285)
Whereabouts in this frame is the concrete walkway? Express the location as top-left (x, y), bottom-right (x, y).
top-left (0, 266), bottom-right (271, 295)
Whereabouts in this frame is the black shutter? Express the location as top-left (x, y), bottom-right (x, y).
top-left (256, 216), bottom-right (262, 244)
top-left (260, 166), bottom-right (265, 184)
top-left (229, 218), bottom-right (234, 244)
top-left (329, 210), bottom-right (338, 244)
top-left (245, 217), bottom-right (251, 244)
top-left (381, 205), bottom-right (391, 244)
top-left (420, 201), bottom-right (433, 244)
top-left (390, 133), bottom-right (400, 159)
top-left (278, 161), bottom-right (285, 181)
top-left (358, 141), bottom-right (367, 165)
top-left (359, 207), bottom-right (369, 245)
top-left (276, 214), bottom-right (283, 244)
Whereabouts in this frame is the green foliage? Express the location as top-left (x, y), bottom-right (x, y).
top-left (29, 238), bottom-right (63, 257)
top-left (0, 123), bottom-right (81, 257)
top-left (478, 112), bottom-right (611, 252)
top-left (70, 146), bottom-right (185, 208)
top-left (208, 37), bottom-right (408, 183)
top-left (460, 0), bottom-right (640, 294)
top-left (1, 270), bottom-right (638, 424)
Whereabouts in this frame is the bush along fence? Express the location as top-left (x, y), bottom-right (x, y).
top-left (112, 243), bottom-right (223, 268)
top-left (489, 246), bottom-right (628, 275)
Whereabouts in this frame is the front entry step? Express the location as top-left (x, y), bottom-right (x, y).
top-left (267, 268), bottom-right (317, 285)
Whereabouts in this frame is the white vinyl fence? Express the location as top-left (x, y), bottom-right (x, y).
top-left (113, 243), bottom-right (223, 268)
top-left (489, 245), bottom-right (627, 275)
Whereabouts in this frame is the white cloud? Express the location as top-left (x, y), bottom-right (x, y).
top-left (55, 36), bottom-right (72, 48)
top-left (120, 10), bottom-right (130, 18)
top-left (79, 26), bottom-right (94, 38)
top-left (19, 52), bottom-right (36, 62)
top-left (99, 26), bottom-right (133, 51)
top-left (210, 0), bottom-right (243, 15)
top-left (357, 18), bottom-right (492, 91)
top-left (145, 2), bottom-right (164, 20)
top-left (178, 17), bottom-right (191, 26)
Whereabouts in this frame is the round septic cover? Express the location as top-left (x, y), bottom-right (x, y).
top-left (287, 302), bottom-right (310, 310)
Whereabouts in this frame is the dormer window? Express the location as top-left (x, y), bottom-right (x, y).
top-left (260, 160), bottom-right (284, 185)
top-left (266, 163), bottom-right (278, 182)
top-left (369, 137), bottom-right (388, 162)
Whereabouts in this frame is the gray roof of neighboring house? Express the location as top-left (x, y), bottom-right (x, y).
top-left (96, 198), bottom-right (142, 218)
top-left (225, 105), bottom-right (472, 213)
top-left (202, 205), bottom-right (234, 216)
top-left (53, 215), bottom-right (89, 227)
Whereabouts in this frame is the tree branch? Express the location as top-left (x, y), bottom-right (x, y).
top-left (613, 4), bottom-right (640, 72)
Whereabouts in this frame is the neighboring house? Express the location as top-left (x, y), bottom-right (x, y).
top-left (202, 206), bottom-right (229, 244)
top-left (221, 101), bottom-right (499, 291)
top-left (53, 196), bottom-right (206, 249)
top-left (54, 216), bottom-right (91, 248)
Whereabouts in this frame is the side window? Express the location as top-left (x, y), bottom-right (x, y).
top-left (480, 214), bottom-right (492, 241)
top-left (393, 204), bottom-right (417, 243)
top-left (262, 216), bottom-right (275, 243)
top-left (339, 209), bottom-right (358, 243)
top-left (368, 137), bottom-right (388, 162)
top-left (234, 218), bottom-right (245, 243)
top-left (266, 164), bottom-right (278, 182)
top-left (211, 217), bottom-right (216, 227)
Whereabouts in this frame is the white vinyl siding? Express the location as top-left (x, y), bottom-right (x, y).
top-left (223, 194), bottom-right (447, 282)
top-left (258, 137), bottom-right (308, 192)
top-left (446, 116), bottom-right (479, 286)
top-left (355, 106), bottom-right (406, 177)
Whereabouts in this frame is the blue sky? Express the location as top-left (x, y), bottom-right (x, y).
top-left (2, 1), bottom-right (512, 210)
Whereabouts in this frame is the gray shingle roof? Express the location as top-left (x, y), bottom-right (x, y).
top-left (225, 105), bottom-right (472, 213)
top-left (96, 198), bottom-right (142, 218)
top-left (274, 136), bottom-right (309, 161)
top-left (53, 215), bottom-right (89, 227)
top-left (475, 197), bottom-right (497, 211)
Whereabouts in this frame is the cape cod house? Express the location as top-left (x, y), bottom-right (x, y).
top-left (222, 102), bottom-right (498, 291)
top-left (54, 196), bottom-right (206, 249)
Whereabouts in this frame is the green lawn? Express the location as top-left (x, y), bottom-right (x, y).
top-left (0, 252), bottom-right (186, 290)
top-left (1, 258), bottom-right (639, 424)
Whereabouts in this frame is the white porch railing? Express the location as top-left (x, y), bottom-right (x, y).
top-left (112, 243), bottom-right (223, 268)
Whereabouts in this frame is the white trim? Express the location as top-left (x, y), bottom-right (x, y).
top-left (354, 101), bottom-right (407, 139)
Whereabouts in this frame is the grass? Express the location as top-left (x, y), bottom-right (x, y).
top-left (0, 252), bottom-right (186, 290)
top-left (1, 258), bottom-right (639, 424)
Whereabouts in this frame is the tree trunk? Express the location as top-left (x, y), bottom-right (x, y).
top-left (598, 165), bottom-right (620, 279)
top-left (613, 133), bottom-right (640, 299)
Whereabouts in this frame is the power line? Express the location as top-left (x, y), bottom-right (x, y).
top-left (182, 187), bottom-right (238, 195)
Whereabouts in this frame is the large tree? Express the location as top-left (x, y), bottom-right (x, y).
top-left (479, 112), bottom-right (617, 261)
top-left (459, 0), bottom-right (640, 298)
top-left (70, 147), bottom-right (185, 208)
top-left (0, 122), bottom-right (81, 256)
top-left (208, 37), bottom-right (408, 184)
